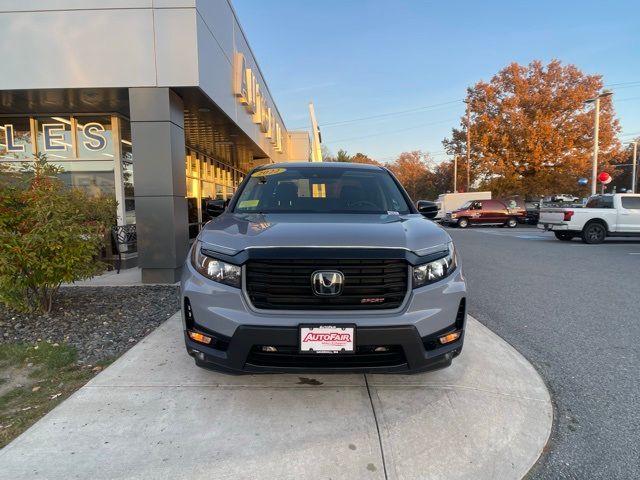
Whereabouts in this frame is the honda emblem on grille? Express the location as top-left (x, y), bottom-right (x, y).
top-left (311, 271), bottom-right (344, 296)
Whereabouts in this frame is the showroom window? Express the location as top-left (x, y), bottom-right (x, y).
top-left (0, 114), bottom-right (134, 226)
top-left (185, 147), bottom-right (245, 239)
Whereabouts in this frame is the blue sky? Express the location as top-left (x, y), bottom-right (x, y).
top-left (233, 0), bottom-right (640, 163)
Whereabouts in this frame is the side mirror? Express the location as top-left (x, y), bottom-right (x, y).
top-left (205, 199), bottom-right (226, 217)
top-left (417, 200), bottom-right (438, 219)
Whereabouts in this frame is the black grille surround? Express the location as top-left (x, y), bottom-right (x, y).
top-left (244, 258), bottom-right (409, 310)
top-left (247, 345), bottom-right (406, 369)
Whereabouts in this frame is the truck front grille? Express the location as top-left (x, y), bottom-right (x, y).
top-left (245, 258), bottom-right (408, 310)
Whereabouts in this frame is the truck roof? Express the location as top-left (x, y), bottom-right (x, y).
top-left (254, 162), bottom-right (384, 171)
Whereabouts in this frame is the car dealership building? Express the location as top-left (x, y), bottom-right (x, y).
top-left (0, 0), bottom-right (310, 283)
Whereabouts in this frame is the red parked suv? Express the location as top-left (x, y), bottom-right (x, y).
top-left (442, 198), bottom-right (527, 228)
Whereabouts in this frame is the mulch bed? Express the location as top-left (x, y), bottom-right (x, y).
top-left (0, 286), bottom-right (180, 364)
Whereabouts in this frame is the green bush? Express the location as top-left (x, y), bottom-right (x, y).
top-left (0, 154), bottom-right (117, 313)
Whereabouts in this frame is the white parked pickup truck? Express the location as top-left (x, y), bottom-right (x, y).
top-left (538, 194), bottom-right (640, 244)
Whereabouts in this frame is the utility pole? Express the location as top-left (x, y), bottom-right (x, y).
top-left (631, 141), bottom-right (638, 194)
top-left (453, 155), bottom-right (458, 193)
top-left (308, 102), bottom-right (322, 162)
top-left (585, 91), bottom-right (613, 196)
top-left (590, 96), bottom-right (601, 197)
top-left (465, 100), bottom-right (471, 192)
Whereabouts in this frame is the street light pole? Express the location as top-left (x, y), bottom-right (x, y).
top-left (585, 90), bottom-right (613, 196)
top-left (453, 155), bottom-right (458, 192)
top-left (590, 96), bottom-right (601, 196)
top-left (465, 100), bottom-right (471, 192)
top-left (631, 141), bottom-right (638, 194)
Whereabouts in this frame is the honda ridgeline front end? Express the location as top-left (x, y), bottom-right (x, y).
top-left (181, 163), bottom-right (467, 374)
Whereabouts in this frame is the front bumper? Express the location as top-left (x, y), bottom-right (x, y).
top-left (181, 254), bottom-right (467, 374)
top-left (184, 322), bottom-right (465, 374)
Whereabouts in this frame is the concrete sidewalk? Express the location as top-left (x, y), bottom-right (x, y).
top-left (65, 268), bottom-right (178, 287)
top-left (0, 314), bottom-right (552, 480)
top-left (65, 267), bottom-right (146, 287)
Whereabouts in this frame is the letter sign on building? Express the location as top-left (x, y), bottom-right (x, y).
top-left (233, 53), bottom-right (249, 105)
top-left (245, 68), bottom-right (257, 114)
top-left (260, 98), bottom-right (269, 133)
top-left (42, 123), bottom-right (67, 151)
top-left (82, 122), bottom-right (107, 151)
top-left (253, 84), bottom-right (262, 125)
top-left (233, 50), bottom-right (284, 153)
top-left (3, 124), bottom-right (25, 152)
top-left (265, 108), bottom-right (273, 139)
top-left (275, 124), bottom-right (283, 152)
top-left (2, 117), bottom-right (111, 158)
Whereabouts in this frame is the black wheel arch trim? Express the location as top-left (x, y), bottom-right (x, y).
top-left (583, 218), bottom-right (609, 233)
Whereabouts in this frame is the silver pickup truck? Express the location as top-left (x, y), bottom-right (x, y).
top-left (181, 162), bottom-right (467, 374)
top-left (538, 193), bottom-right (640, 243)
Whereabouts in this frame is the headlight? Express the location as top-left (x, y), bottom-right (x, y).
top-left (191, 241), bottom-right (241, 288)
top-left (450, 213), bottom-right (458, 218)
top-left (412, 243), bottom-right (457, 289)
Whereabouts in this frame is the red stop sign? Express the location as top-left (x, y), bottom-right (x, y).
top-left (598, 172), bottom-right (611, 183)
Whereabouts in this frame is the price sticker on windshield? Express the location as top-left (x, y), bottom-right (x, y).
top-left (253, 168), bottom-right (286, 177)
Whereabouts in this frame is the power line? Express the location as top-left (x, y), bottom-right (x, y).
top-left (289, 99), bottom-right (462, 130)
top-left (320, 100), bottom-right (461, 128)
top-left (605, 80), bottom-right (640, 87)
top-left (614, 96), bottom-right (640, 103)
top-left (324, 118), bottom-right (458, 145)
top-left (292, 80), bottom-right (640, 130)
top-left (374, 150), bottom-right (449, 162)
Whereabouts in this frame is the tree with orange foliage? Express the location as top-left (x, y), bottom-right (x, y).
top-left (387, 151), bottom-right (436, 200)
top-left (350, 153), bottom-right (381, 166)
top-left (432, 159), bottom-right (467, 194)
top-left (443, 60), bottom-right (622, 197)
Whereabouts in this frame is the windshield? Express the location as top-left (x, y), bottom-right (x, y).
top-left (459, 201), bottom-right (473, 209)
top-left (232, 166), bottom-right (411, 214)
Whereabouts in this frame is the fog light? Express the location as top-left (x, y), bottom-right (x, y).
top-left (374, 346), bottom-right (389, 352)
top-left (262, 346), bottom-right (278, 352)
top-left (188, 348), bottom-right (205, 361)
top-left (188, 331), bottom-right (213, 345)
top-left (439, 331), bottom-right (461, 345)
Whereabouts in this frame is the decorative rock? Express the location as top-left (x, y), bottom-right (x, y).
top-left (0, 286), bottom-right (179, 365)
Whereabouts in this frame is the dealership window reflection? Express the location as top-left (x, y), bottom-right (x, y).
top-left (185, 148), bottom-right (244, 239)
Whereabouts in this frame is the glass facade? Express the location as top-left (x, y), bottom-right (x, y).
top-left (1, 114), bottom-right (247, 243)
top-left (185, 148), bottom-right (244, 239)
top-left (0, 114), bottom-right (132, 225)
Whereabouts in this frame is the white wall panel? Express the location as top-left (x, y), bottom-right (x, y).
top-left (195, 0), bottom-right (234, 62)
top-left (155, 8), bottom-right (198, 87)
top-left (0, 9), bottom-right (157, 89)
top-left (0, 1), bottom-right (152, 11)
top-left (153, 0), bottom-right (195, 7)
top-left (195, 15), bottom-right (236, 120)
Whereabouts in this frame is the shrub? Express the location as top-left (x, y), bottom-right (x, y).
top-left (0, 154), bottom-right (117, 313)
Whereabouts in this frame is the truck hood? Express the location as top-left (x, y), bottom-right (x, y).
top-left (198, 213), bottom-right (451, 257)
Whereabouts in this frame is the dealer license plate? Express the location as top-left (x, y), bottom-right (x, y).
top-left (299, 325), bottom-right (355, 354)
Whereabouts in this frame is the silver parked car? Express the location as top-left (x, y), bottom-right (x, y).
top-left (181, 162), bottom-right (467, 374)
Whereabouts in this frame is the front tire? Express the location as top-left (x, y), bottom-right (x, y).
top-left (581, 222), bottom-right (606, 244)
top-left (457, 218), bottom-right (469, 229)
top-left (554, 232), bottom-right (575, 241)
top-left (506, 217), bottom-right (518, 228)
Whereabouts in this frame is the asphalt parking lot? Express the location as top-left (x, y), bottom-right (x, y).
top-left (446, 225), bottom-right (640, 479)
